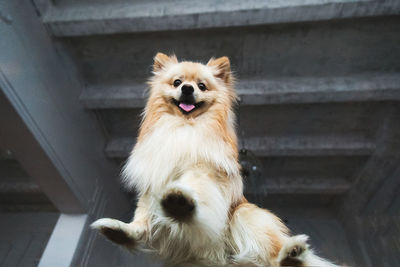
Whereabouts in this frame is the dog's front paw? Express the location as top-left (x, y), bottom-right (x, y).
top-left (91, 218), bottom-right (142, 248)
top-left (278, 235), bottom-right (309, 267)
top-left (161, 188), bottom-right (195, 220)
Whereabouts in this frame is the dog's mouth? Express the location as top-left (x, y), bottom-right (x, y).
top-left (172, 99), bottom-right (204, 114)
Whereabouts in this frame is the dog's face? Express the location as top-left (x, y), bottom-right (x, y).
top-left (147, 53), bottom-right (236, 119)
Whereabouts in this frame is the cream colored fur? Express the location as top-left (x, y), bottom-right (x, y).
top-left (92, 53), bottom-right (342, 267)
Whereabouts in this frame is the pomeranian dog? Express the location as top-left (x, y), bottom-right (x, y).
top-left (92, 53), bottom-right (340, 267)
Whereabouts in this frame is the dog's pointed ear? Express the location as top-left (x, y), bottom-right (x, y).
top-left (153, 53), bottom-right (178, 72)
top-left (207, 56), bottom-right (232, 83)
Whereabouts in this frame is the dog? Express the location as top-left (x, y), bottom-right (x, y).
top-left (92, 53), bottom-right (340, 267)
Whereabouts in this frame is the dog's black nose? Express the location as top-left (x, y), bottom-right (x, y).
top-left (161, 191), bottom-right (195, 220)
top-left (181, 84), bottom-right (194, 95)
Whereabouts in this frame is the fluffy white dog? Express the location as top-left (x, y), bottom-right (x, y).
top-left (92, 53), bottom-right (341, 267)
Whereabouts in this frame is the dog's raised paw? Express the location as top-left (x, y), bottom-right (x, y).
top-left (279, 235), bottom-right (309, 267)
top-left (289, 244), bottom-right (304, 258)
top-left (161, 188), bottom-right (195, 220)
top-left (91, 218), bottom-right (136, 246)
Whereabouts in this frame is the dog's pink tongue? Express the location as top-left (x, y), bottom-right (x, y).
top-left (179, 103), bottom-right (195, 112)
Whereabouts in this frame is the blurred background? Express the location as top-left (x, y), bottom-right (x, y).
top-left (0, 0), bottom-right (399, 266)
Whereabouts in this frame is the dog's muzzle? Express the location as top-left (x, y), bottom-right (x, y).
top-left (172, 84), bottom-right (204, 114)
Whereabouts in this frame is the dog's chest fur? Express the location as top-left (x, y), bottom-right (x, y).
top-left (123, 114), bottom-right (239, 194)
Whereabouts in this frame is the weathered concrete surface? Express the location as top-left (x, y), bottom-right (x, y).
top-left (342, 215), bottom-right (400, 266)
top-left (80, 74), bottom-right (400, 109)
top-left (341, 105), bottom-right (400, 216)
top-left (106, 135), bottom-right (375, 159)
top-left (249, 176), bottom-right (351, 194)
top-left (62, 16), bottom-right (400, 83)
top-left (95, 101), bottom-right (384, 143)
top-left (0, 153), bottom-right (55, 211)
top-left (0, 212), bottom-right (59, 267)
top-left (43, 0), bottom-right (400, 36)
top-left (259, 156), bottom-right (368, 183)
top-left (237, 102), bottom-right (384, 137)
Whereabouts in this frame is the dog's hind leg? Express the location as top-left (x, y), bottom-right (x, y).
top-left (228, 202), bottom-right (290, 266)
top-left (229, 203), bottom-right (342, 267)
top-left (91, 195), bottom-right (150, 251)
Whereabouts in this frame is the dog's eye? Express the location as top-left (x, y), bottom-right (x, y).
top-left (173, 79), bottom-right (182, 87)
top-left (198, 83), bottom-right (207, 91)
